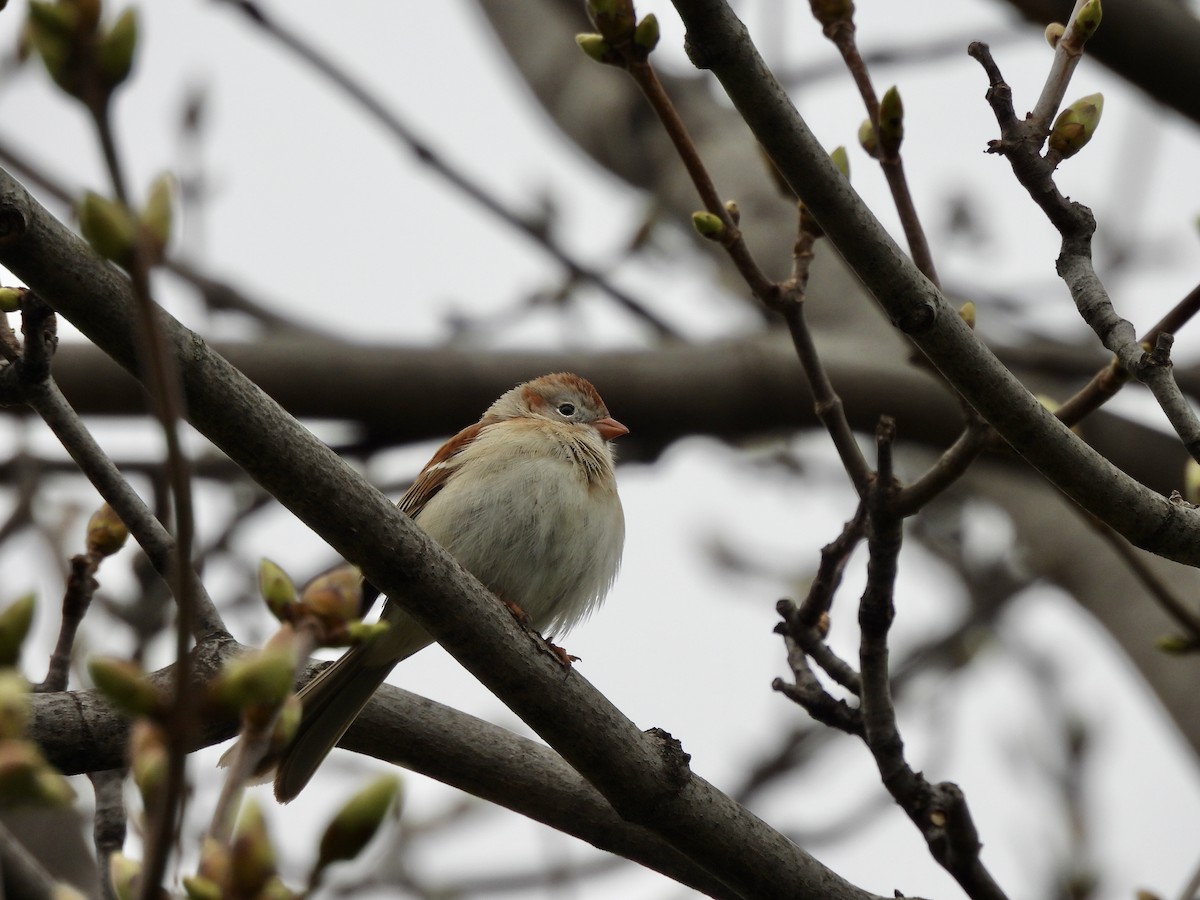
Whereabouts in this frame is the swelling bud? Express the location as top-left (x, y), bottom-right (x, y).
top-left (312, 775), bottom-right (403, 881)
top-left (0, 287), bottom-right (25, 313)
top-left (633, 13), bottom-right (659, 52)
top-left (691, 211), bottom-right (725, 240)
top-left (0, 594), bottom-right (35, 668)
top-left (88, 657), bottom-right (160, 716)
top-left (300, 566), bottom-right (362, 628)
top-left (1048, 93), bottom-right (1103, 160)
top-left (97, 7), bottom-right (137, 89)
top-left (231, 800), bottom-right (277, 898)
top-left (0, 673), bottom-right (29, 739)
top-left (258, 558), bottom-right (299, 622)
top-left (828, 145), bottom-right (850, 179)
top-left (86, 503), bottom-right (128, 558)
top-left (585, 0), bottom-right (635, 41)
top-left (1073, 0), bottom-right (1102, 42)
top-left (857, 118), bottom-right (878, 159)
top-left (575, 32), bottom-right (618, 66)
top-left (78, 192), bottom-right (136, 264)
top-left (878, 86), bottom-right (904, 154)
top-left (214, 627), bottom-right (299, 710)
top-left (808, 0), bottom-right (854, 29)
top-left (140, 172), bottom-right (174, 258)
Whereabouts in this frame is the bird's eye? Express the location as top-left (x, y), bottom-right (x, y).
top-left (556, 402), bottom-right (576, 417)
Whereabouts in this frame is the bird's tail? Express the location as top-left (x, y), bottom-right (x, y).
top-left (273, 623), bottom-right (427, 802)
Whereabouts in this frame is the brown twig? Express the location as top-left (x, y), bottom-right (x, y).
top-left (87, 75), bottom-right (202, 900)
top-left (856, 418), bottom-right (1009, 900)
top-left (1077, 505), bottom-right (1200, 647)
top-left (38, 554), bottom-right (97, 693)
top-left (816, 11), bottom-right (940, 288)
top-left (619, 45), bottom-right (874, 491)
top-left (12, 296), bottom-right (225, 640)
top-left (89, 769), bottom-right (128, 900)
top-left (624, 60), bottom-right (779, 305)
top-left (895, 417), bottom-right (994, 517)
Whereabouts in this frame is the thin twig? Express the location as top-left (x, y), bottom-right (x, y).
top-left (1028, 0), bottom-right (1092, 137)
top-left (1077, 506), bottom-right (1200, 646)
top-left (970, 41), bottom-right (1200, 463)
top-left (857, 418), bottom-right (1010, 900)
top-left (621, 48), bottom-right (874, 491)
top-left (624, 61), bottom-right (779, 304)
top-left (819, 16), bottom-right (940, 288)
top-left (88, 81), bottom-right (202, 900)
top-left (1056, 280), bottom-right (1200, 427)
top-left (895, 418), bottom-right (993, 517)
top-left (38, 553), bottom-right (97, 693)
top-left (19, 346), bottom-right (224, 641)
top-left (90, 769), bottom-right (128, 900)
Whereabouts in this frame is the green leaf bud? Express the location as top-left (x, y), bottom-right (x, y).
top-left (633, 13), bottom-right (659, 52)
top-left (97, 7), bottom-right (137, 90)
top-left (575, 32), bottom-right (618, 66)
top-left (1185, 458), bottom-right (1200, 506)
top-left (78, 192), bottom-right (136, 264)
top-left (214, 629), bottom-right (298, 711)
top-left (313, 775), bottom-right (403, 879)
top-left (828, 145), bottom-right (850, 180)
top-left (86, 503), bottom-right (128, 558)
top-left (1044, 22), bottom-right (1065, 48)
top-left (0, 287), bottom-right (26, 313)
top-left (258, 559), bottom-right (299, 622)
top-left (88, 656), bottom-right (160, 716)
top-left (1073, 0), bottom-right (1102, 42)
top-left (1048, 93), bottom-right (1103, 160)
top-left (0, 672), bottom-right (30, 739)
top-left (140, 172), bottom-right (173, 257)
top-left (181, 876), bottom-right (222, 900)
top-left (231, 800), bottom-right (276, 897)
top-left (857, 118), bottom-right (878, 159)
top-left (691, 211), bottom-right (725, 240)
top-left (1156, 633), bottom-right (1194, 654)
top-left (109, 854), bottom-right (142, 900)
top-left (0, 593), bottom-right (35, 668)
top-left (878, 86), bottom-right (904, 154)
top-left (0, 740), bottom-right (75, 807)
top-left (586, 0), bottom-right (635, 41)
top-left (129, 719), bottom-right (168, 810)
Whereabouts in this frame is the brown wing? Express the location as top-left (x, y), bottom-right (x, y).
top-left (398, 420), bottom-right (488, 518)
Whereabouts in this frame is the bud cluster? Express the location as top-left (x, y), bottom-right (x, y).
top-left (0, 596), bottom-right (76, 809)
top-left (26, 0), bottom-right (138, 104)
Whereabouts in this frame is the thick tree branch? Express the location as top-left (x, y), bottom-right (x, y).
top-left (31, 639), bottom-right (755, 900)
top-left (669, 0), bottom-right (1200, 568)
top-left (0, 168), bottom-right (887, 900)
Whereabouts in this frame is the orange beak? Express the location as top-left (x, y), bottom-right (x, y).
top-left (594, 416), bottom-right (630, 441)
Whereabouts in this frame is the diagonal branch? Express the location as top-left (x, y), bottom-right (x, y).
top-left (667, 0), bottom-right (1200, 568)
top-left (0, 167), bottom-right (888, 900)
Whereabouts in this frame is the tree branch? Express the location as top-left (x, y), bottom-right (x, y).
top-left (668, 0), bottom-right (1200, 567)
top-left (0, 167), bottom-right (887, 900)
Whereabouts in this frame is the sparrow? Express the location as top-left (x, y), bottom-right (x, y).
top-left (273, 372), bottom-right (627, 801)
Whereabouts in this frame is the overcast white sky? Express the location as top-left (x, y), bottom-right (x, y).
top-left (1, 1), bottom-right (1199, 898)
